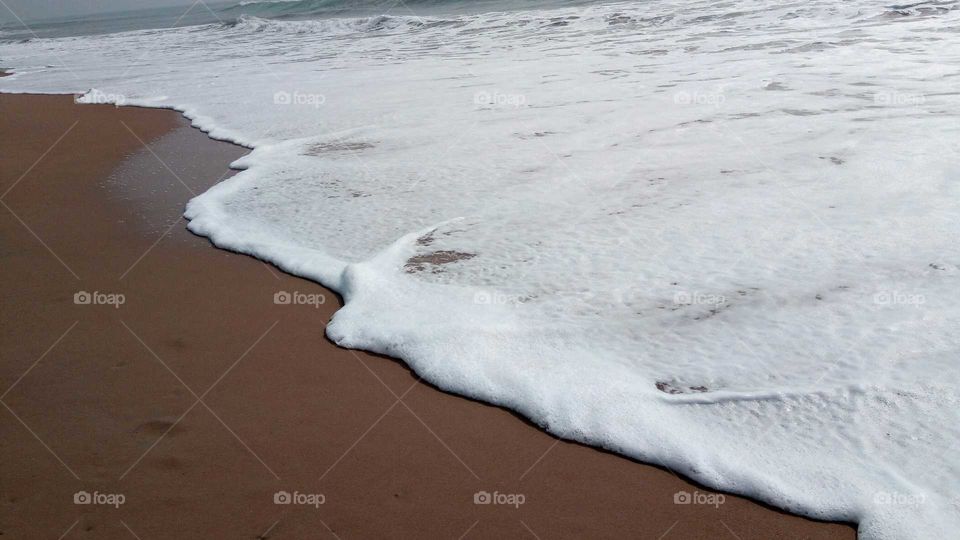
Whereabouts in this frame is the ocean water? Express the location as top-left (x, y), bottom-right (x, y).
top-left (3, 0), bottom-right (960, 537)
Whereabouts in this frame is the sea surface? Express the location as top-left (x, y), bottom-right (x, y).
top-left (3, 1), bottom-right (959, 537)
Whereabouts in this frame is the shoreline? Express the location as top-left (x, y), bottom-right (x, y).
top-left (0, 93), bottom-right (857, 538)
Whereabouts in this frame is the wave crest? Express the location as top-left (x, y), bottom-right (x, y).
top-left (227, 13), bottom-right (435, 34)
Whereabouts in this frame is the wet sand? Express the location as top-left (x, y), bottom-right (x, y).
top-left (0, 94), bottom-right (857, 539)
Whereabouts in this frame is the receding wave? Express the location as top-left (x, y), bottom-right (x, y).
top-left (221, 0), bottom-right (509, 20)
top-left (220, 0), bottom-right (600, 21)
top-left (222, 13), bottom-right (442, 35)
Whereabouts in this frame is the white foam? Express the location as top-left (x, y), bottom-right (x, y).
top-left (4, 1), bottom-right (960, 536)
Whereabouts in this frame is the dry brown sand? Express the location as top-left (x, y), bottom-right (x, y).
top-left (0, 94), bottom-right (857, 539)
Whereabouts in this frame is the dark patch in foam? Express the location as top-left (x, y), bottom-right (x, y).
top-left (606, 14), bottom-right (634, 25)
top-left (656, 381), bottom-right (710, 395)
top-left (516, 131), bottom-right (555, 140)
top-left (782, 109), bottom-right (819, 116)
top-left (405, 251), bottom-right (476, 273)
top-left (879, 2), bottom-right (957, 19)
top-left (304, 141), bottom-right (375, 155)
top-left (416, 231), bottom-right (436, 246)
top-left (544, 16), bottom-right (578, 28)
top-left (778, 41), bottom-right (834, 54)
top-left (691, 304), bottom-right (729, 321)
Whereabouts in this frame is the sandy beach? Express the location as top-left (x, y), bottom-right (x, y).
top-left (0, 93), bottom-right (857, 538)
